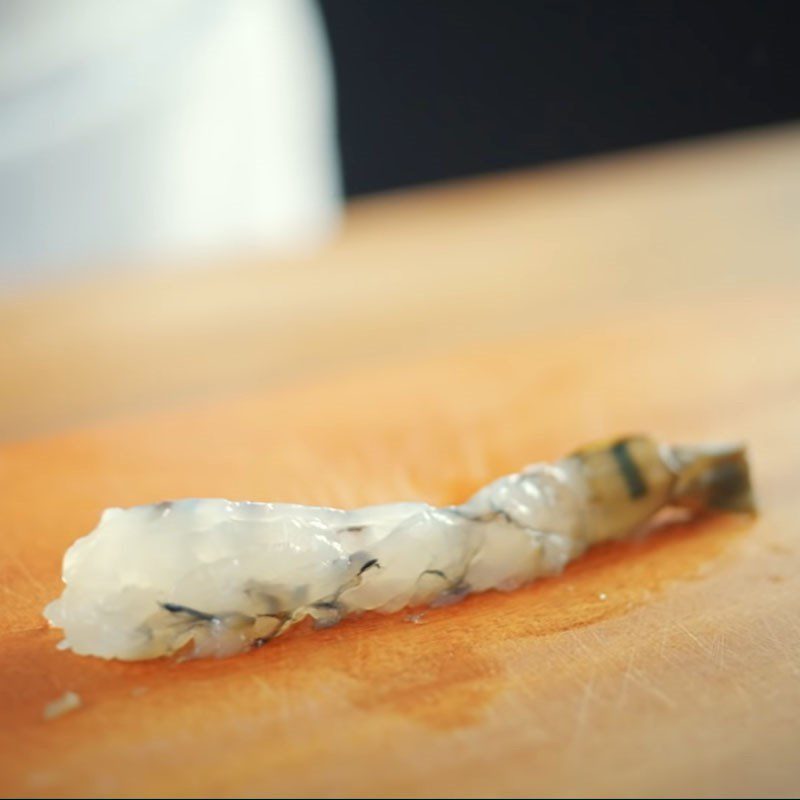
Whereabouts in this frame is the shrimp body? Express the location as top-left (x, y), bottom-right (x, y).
top-left (45, 435), bottom-right (754, 660)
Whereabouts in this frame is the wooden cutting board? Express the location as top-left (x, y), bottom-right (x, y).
top-left (1, 126), bottom-right (799, 797)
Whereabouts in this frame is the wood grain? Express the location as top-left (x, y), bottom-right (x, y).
top-left (1, 125), bottom-right (799, 797)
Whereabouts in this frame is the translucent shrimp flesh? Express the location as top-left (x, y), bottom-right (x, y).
top-left (44, 435), bottom-right (755, 661)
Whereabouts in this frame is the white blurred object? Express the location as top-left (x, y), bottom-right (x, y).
top-left (0, 0), bottom-right (341, 286)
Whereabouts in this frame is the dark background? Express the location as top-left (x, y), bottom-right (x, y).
top-left (318, 0), bottom-right (800, 197)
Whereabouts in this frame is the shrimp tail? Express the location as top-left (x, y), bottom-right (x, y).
top-left (669, 442), bottom-right (756, 515)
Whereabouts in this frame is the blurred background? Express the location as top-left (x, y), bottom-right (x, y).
top-left (1, 0), bottom-right (799, 438)
top-left (2, 0), bottom-right (798, 283)
top-left (323, 0), bottom-right (799, 195)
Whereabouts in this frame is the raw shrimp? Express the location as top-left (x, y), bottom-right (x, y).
top-left (44, 435), bottom-right (754, 661)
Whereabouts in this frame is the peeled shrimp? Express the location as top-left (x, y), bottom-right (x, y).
top-left (44, 435), bottom-right (755, 661)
